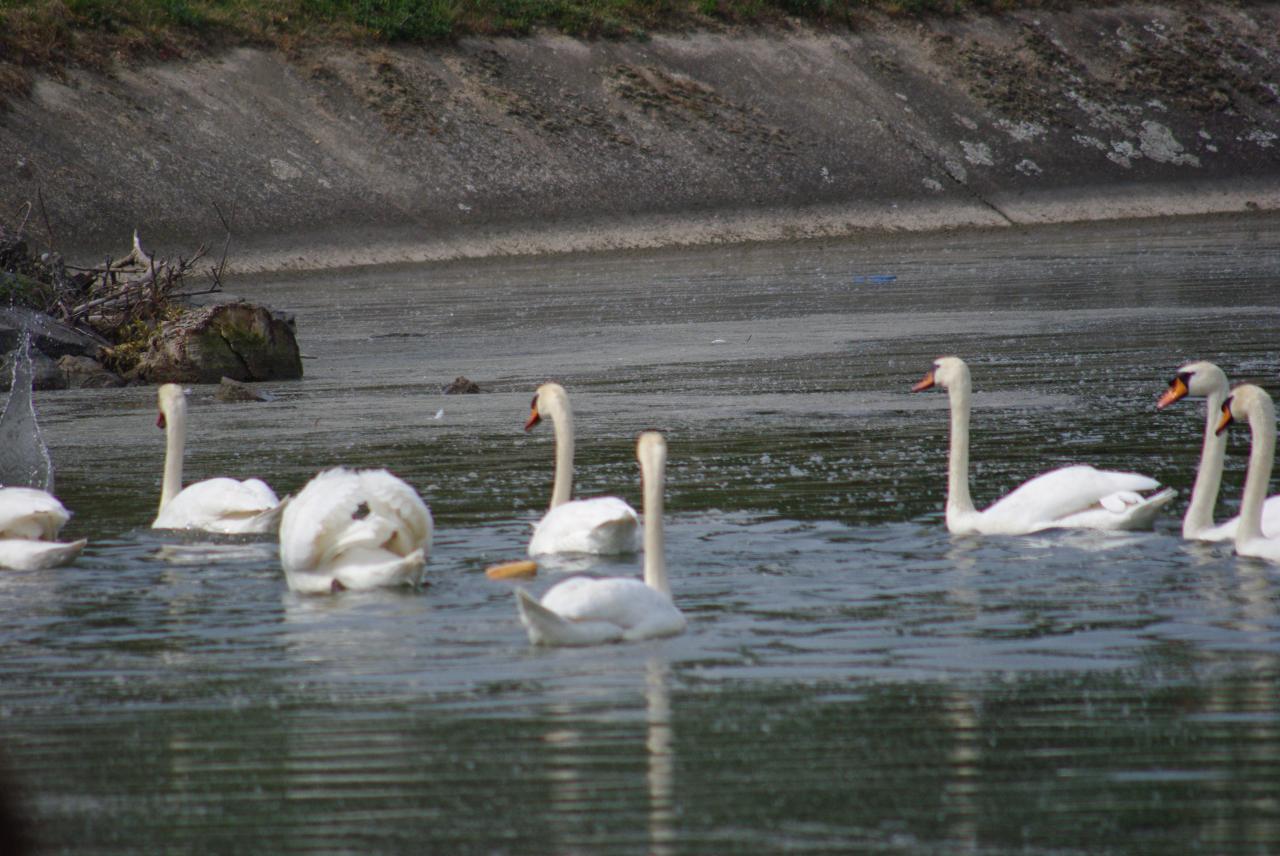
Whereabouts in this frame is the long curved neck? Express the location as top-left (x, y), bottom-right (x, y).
top-left (1238, 395), bottom-right (1276, 543)
top-left (945, 377), bottom-right (976, 523)
top-left (642, 451), bottom-right (670, 597)
top-left (1184, 388), bottom-right (1227, 538)
top-left (547, 396), bottom-right (575, 509)
top-left (160, 403), bottom-right (186, 511)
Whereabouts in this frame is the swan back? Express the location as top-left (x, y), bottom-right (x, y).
top-left (527, 496), bottom-right (639, 556)
top-left (152, 477), bottom-right (282, 533)
top-left (0, 487), bottom-right (71, 540)
top-left (280, 467), bottom-right (432, 592)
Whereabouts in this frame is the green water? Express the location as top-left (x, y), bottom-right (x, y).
top-left (3, 214), bottom-right (1278, 853)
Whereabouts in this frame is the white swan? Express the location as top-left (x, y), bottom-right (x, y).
top-left (279, 467), bottom-right (432, 594)
top-left (524, 382), bottom-right (640, 556)
top-left (152, 384), bottom-right (282, 533)
top-left (912, 356), bottom-right (1175, 535)
top-left (516, 431), bottom-right (686, 646)
top-left (0, 487), bottom-right (86, 570)
top-left (1157, 360), bottom-right (1280, 541)
top-left (1215, 385), bottom-right (1280, 564)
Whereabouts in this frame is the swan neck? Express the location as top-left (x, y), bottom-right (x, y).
top-left (642, 452), bottom-right (670, 598)
top-left (946, 378), bottom-right (976, 521)
top-left (1238, 396), bottom-right (1276, 543)
top-left (1184, 389), bottom-right (1227, 538)
top-left (547, 397), bottom-right (575, 509)
top-left (160, 401), bottom-right (186, 512)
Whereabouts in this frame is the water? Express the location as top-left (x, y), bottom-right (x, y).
top-left (4, 214), bottom-right (1280, 853)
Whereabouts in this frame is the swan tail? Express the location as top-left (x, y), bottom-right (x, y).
top-left (515, 588), bottom-right (622, 646)
top-left (1119, 487), bottom-right (1177, 530)
top-left (0, 537), bottom-right (86, 571)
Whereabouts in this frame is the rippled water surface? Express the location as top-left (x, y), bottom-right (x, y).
top-left (5, 215), bottom-right (1280, 853)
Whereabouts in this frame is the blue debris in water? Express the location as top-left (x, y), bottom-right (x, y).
top-left (852, 274), bottom-right (898, 284)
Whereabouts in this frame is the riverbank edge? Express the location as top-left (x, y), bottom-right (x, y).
top-left (226, 177), bottom-right (1280, 273)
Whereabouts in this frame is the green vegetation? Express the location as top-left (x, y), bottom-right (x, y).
top-left (0, 0), bottom-right (989, 96)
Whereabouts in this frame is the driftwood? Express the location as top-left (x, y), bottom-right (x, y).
top-left (64, 229), bottom-right (223, 334)
top-left (2, 212), bottom-right (226, 343)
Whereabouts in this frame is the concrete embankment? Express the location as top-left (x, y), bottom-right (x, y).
top-left (2, 3), bottom-right (1278, 270)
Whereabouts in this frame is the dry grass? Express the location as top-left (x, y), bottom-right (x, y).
top-left (0, 0), bottom-right (990, 101)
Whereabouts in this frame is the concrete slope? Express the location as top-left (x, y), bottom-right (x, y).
top-left (2, 5), bottom-right (1278, 269)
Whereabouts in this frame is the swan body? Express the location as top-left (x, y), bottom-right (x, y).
top-left (1216, 385), bottom-right (1280, 564)
top-left (279, 467), bottom-right (433, 594)
top-left (0, 487), bottom-right (86, 570)
top-left (153, 384), bottom-right (282, 534)
top-left (517, 432), bottom-right (686, 646)
top-left (913, 356), bottom-right (1175, 535)
top-left (1157, 361), bottom-right (1280, 541)
top-left (524, 383), bottom-right (640, 556)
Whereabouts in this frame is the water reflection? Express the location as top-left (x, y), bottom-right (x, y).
top-left (645, 657), bottom-right (676, 856)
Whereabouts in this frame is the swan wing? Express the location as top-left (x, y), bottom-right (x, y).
top-left (1053, 487), bottom-right (1177, 531)
top-left (357, 469), bottom-right (434, 559)
top-left (0, 487), bottom-right (70, 540)
top-left (978, 465), bottom-right (1162, 533)
top-left (0, 537), bottom-right (86, 570)
top-left (527, 496), bottom-right (640, 556)
top-left (153, 477), bottom-right (281, 533)
top-left (280, 468), bottom-right (366, 571)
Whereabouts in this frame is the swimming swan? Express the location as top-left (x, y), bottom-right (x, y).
top-left (0, 487), bottom-right (86, 570)
top-left (516, 431), bottom-right (686, 646)
top-left (152, 384), bottom-right (282, 533)
top-left (279, 467), bottom-right (433, 594)
top-left (524, 382), bottom-right (640, 556)
top-left (1214, 385), bottom-right (1280, 564)
top-left (1157, 360), bottom-right (1280, 541)
top-left (912, 356), bottom-right (1175, 535)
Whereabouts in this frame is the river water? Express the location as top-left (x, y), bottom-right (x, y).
top-left (4, 214), bottom-right (1279, 853)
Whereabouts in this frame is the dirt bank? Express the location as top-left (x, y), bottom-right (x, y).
top-left (2, 3), bottom-right (1278, 271)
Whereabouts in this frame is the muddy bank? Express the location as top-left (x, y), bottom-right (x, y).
top-left (2, 3), bottom-right (1278, 270)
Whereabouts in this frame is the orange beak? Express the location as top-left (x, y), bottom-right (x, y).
top-left (1156, 376), bottom-right (1189, 410)
top-left (911, 370), bottom-right (936, 393)
top-left (524, 406), bottom-right (541, 432)
top-left (157, 412), bottom-right (166, 429)
top-left (1214, 398), bottom-right (1234, 436)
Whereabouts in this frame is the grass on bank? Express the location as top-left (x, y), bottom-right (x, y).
top-left (0, 0), bottom-right (1000, 98)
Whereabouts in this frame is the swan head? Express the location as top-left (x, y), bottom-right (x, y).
top-left (1216, 384), bottom-right (1272, 436)
top-left (637, 430), bottom-right (667, 474)
top-left (525, 382), bottom-right (568, 432)
top-left (1158, 361), bottom-right (1227, 410)
top-left (156, 383), bottom-right (187, 429)
top-left (912, 356), bottom-right (968, 392)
